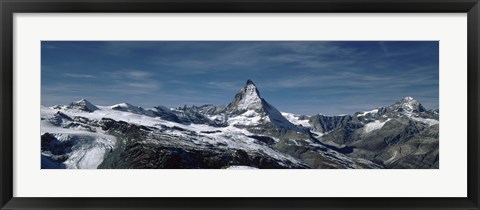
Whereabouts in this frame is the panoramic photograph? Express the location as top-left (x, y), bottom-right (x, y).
top-left (41, 41), bottom-right (439, 169)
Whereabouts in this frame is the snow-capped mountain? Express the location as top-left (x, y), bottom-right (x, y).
top-left (387, 96), bottom-right (427, 113)
top-left (317, 97), bottom-right (439, 169)
top-left (110, 102), bottom-right (157, 117)
top-left (41, 80), bottom-right (439, 169)
top-left (226, 80), bottom-right (298, 130)
top-left (227, 80), bottom-right (264, 113)
top-left (52, 99), bottom-right (99, 112)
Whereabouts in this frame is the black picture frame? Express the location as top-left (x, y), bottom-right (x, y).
top-left (1, 0), bottom-right (479, 209)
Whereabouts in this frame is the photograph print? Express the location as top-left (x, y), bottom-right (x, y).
top-left (41, 41), bottom-right (439, 169)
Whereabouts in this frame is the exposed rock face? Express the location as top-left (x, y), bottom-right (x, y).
top-left (152, 106), bottom-right (183, 123)
top-left (174, 106), bottom-right (227, 127)
top-left (227, 79), bottom-right (263, 114)
top-left (387, 96), bottom-right (427, 113)
top-left (309, 115), bottom-right (352, 133)
top-left (97, 117), bottom-right (308, 169)
top-left (111, 103), bottom-right (156, 117)
top-left (226, 80), bottom-right (298, 130)
top-left (317, 97), bottom-right (439, 168)
top-left (41, 133), bottom-right (71, 169)
top-left (379, 124), bottom-right (439, 169)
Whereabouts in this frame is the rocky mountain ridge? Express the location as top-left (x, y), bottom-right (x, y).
top-left (41, 80), bottom-right (439, 169)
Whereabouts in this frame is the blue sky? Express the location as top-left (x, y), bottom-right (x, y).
top-left (41, 41), bottom-right (438, 116)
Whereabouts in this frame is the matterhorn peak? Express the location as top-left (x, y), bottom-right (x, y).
top-left (244, 79), bottom-right (261, 97)
top-left (227, 80), bottom-right (263, 113)
top-left (225, 80), bottom-right (299, 130)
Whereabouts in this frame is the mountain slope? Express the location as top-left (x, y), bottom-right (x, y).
top-left (317, 97), bottom-right (439, 168)
top-left (226, 80), bottom-right (298, 130)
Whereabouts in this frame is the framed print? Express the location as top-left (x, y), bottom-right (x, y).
top-left (1, 0), bottom-right (479, 210)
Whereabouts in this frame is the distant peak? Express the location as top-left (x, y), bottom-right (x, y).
top-left (246, 79), bottom-right (255, 86)
top-left (68, 99), bottom-right (98, 112)
top-left (397, 96), bottom-right (420, 106)
top-left (388, 96), bottom-right (425, 113)
top-left (74, 99), bottom-right (94, 106)
top-left (111, 102), bottom-right (132, 108)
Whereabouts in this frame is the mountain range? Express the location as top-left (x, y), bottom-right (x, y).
top-left (41, 80), bottom-right (439, 169)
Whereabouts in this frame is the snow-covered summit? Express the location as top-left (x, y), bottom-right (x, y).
top-left (111, 102), bottom-right (142, 112)
top-left (352, 96), bottom-right (438, 127)
top-left (111, 102), bottom-right (131, 109)
top-left (111, 102), bottom-right (154, 116)
top-left (61, 99), bottom-right (99, 112)
top-left (112, 102), bottom-right (184, 119)
top-left (227, 79), bottom-right (263, 112)
top-left (388, 96), bottom-right (426, 113)
top-left (226, 80), bottom-right (299, 130)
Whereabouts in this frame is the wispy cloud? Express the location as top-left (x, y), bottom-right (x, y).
top-left (148, 42), bottom-right (363, 75)
top-left (111, 70), bottom-right (153, 80)
top-left (126, 82), bottom-right (159, 90)
top-left (207, 81), bottom-right (243, 91)
top-left (125, 71), bottom-right (152, 79)
top-left (63, 73), bottom-right (96, 79)
top-left (106, 70), bottom-right (161, 92)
